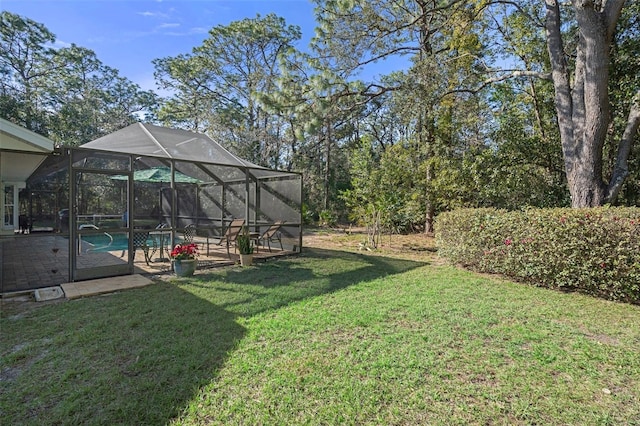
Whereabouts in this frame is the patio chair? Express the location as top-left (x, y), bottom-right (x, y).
top-left (183, 223), bottom-right (205, 254)
top-left (208, 218), bottom-right (245, 257)
top-left (257, 221), bottom-right (284, 252)
top-left (183, 224), bottom-right (196, 244)
top-left (19, 214), bottom-right (31, 234)
top-left (132, 230), bottom-right (156, 265)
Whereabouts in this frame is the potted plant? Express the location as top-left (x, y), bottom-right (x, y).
top-left (170, 243), bottom-right (198, 276)
top-left (236, 227), bottom-right (254, 266)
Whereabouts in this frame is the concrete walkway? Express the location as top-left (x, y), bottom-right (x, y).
top-left (60, 274), bottom-right (154, 299)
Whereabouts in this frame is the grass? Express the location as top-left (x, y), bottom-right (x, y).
top-left (1, 246), bottom-right (639, 425)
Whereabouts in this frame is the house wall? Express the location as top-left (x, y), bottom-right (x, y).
top-left (1, 178), bottom-right (25, 236)
top-left (0, 151), bottom-right (26, 235)
top-left (1, 150), bottom-right (47, 235)
top-left (1, 119), bottom-right (55, 235)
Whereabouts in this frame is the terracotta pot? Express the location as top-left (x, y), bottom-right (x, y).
top-left (239, 254), bottom-right (253, 267)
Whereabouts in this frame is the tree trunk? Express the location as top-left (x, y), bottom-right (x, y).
top-left (322, 119), bottom-right (331, 211)
top-left (425, 162), bottom-right (435, 234)
top-left (545, 0), bottom-right (628, 207)
top-left (608, 89), bottom-right (640, 202)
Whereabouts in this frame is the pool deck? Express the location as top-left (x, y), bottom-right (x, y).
top-left (1, 233), bottom-right (292, 298)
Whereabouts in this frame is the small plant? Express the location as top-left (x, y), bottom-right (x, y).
top-left (236, 227), bottom-right (254, 255)
top-left (301, 203), bottom-right (315, 225)
top-left (319, 209), bottom-right (337, 227)
top-left (169, 243), bottom-right (198, 260)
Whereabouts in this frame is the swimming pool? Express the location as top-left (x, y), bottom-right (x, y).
top-left (80, 233), bottom-right (132, 252)
top-left (80, 233), bottom-right (182, 253)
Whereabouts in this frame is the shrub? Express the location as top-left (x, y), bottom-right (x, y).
top-left (318, 209), bottom-right (337, 227)
top-left (435, 207), bottom-right (640, 304)
top-left (301, 203), bottom-right (315, 225)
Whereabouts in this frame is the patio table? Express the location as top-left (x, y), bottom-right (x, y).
top-left (150, 229), bottom-right (171, 262)
top-left (249, 232), bottom-right (260, 252)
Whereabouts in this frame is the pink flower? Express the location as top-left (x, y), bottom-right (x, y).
top-left (504, 239), bottom-right (512, 246)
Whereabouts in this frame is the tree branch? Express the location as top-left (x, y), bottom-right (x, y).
top-left (606, 88), bottom-right (640, 203)
top-left (443, 69), bottom-right (551, 97)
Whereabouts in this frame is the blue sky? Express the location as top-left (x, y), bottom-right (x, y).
top-left (3, 0), bottom-right (322, 93)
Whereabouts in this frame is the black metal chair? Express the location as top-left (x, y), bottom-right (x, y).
top-left (132, 231), bottom-right (156, 265)
top-left (19, 214), bottom-right (31, 234)
top-left (183, 224), bottom-right (196, 244)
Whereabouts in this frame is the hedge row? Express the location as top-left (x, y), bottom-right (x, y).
top-left (435, 207), bottom-right (640, 304)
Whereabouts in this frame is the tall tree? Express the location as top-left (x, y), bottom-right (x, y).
top-left (544, 0), bottom-right (639, 206)
top-left (154, 14), bottom-right (301, 167)
top-left (0, 11), bottom-right (157, 145)
top-left (154, 53), bottom-right (228, 134)
top-left (47, 45), bottom-right (157, 145)
top-left (0, 11), bottom-right (59, 132)
top-left (313, 0), bottom-right (493, 230)
top-left (313, 0), bottom-right (639, 210)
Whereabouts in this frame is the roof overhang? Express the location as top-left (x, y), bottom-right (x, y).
top-left (0, 118), bottom-right (55, 153)
top-left (0, 118), bottom-right (55, 182)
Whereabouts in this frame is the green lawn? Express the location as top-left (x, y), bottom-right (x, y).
top-left (2, 248), bottom-right (639, 425)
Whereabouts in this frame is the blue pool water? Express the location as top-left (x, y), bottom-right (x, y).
top-left (81, 233), bottom-right (132, 252)
top-left (81, 233), bottom-right (182, 253)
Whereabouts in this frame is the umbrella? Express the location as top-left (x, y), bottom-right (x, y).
top-left (112, 166), bottom-right (203, 225)
top-left (111, 166), bottom-right (201, 184)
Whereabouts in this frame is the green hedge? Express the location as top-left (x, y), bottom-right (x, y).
top-left (435, 207), bottom-right (640, 304)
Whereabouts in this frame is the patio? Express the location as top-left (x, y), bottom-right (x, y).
top-left (0, 231), bottom-right (294, 294)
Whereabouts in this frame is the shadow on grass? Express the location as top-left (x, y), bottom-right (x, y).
top-left (1, 284), bottom-right (244, 425)
top-left (190, 247), bottom-right (428, 317)
top-left (0, 247), bottom-right (427, 424)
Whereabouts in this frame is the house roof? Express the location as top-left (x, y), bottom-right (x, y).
top-left (0, 118), bottom-right (54, 153)
top-left (0, 118), bottom-right (54, 182)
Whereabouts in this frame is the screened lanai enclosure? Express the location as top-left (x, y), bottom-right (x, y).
top-left (0, 123), bottom-right (302, 294)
